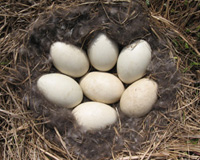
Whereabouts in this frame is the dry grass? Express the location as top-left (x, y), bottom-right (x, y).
top-left (0, 0), bottom-right (199, 159)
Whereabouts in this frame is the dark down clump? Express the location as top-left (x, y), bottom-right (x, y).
top-left (12, 1), bottom-right (180, 159)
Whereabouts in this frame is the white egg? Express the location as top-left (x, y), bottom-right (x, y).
top-left (117, 40), bottom-right (152, 84)
top-left (87, 33), bottom-right (119, 71)
top-left (120, 78), bottom-right (158, 117)
top-left (50, 42), bottom-right (89, 78)
top-left (37, 73), bottom-right (83, 108)
top-left (80, 72), bottom-right (125, 104)
top-left (72, 102), bottom-right (117, 131)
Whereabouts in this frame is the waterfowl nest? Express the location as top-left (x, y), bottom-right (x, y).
top-left (4, 0), bottom-right (181, 159)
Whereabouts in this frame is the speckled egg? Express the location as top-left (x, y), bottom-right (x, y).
top-left (120, 78), bottom-right (158, 117)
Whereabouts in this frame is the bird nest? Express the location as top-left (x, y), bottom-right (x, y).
top-left (1, 0), bottom-right (199, 160)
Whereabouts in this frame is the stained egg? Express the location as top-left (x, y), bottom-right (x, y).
top-left (120, 78), bottom-right (158, 117)
top-left (117, 40), bottom-right (152, 84)
top-left (50, 42), bottom-right (89, 78)
top-left (80, 72), bottom-right (125, 104)
top-left (37, 73), bottom-right (83, 108)
top-left (72, 102), bottom-right (117, 131)
top-left (87, 33), bottom-right (119, 71)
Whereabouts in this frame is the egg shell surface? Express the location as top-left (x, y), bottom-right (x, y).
top-left (37, 73), bottom-right (83, 108)
top-left (72, 102), bottom-right (117, 131)
top-left (117, 40), bottom-right (152, 84)
top-left (87, 33), bottom-right (119, 71)
top-left (80, 72), bottom-right (125, 104)
top-left (120, 78), bottom-right (158, 117)
top-left (50, 42), bottom-right (89, 78)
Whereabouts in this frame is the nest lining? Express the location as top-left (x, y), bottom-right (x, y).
top-left (9, 1), bottom-right (180, 159)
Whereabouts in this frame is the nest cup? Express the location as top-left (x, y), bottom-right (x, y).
top-left (16, 1), bottom-right (180, 159)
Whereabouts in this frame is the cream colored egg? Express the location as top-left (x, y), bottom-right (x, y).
top-left (120, 78), bottom-right (158, 117)
top-left (117, 40), bottom-right (152, 84)
top-left (80, 72), bottom-right (125, 104)
top-left (72, 102), bottom-right (117, 131)
top-left (37, 73), bottom-right (83, 108)
top-left (88, 33), bottom-right (119, 71)
top-left (50, 42), bottom-right (89, 78)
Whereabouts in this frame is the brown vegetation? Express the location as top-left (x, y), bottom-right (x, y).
top-left (0, 0), bottom-right (199, 159)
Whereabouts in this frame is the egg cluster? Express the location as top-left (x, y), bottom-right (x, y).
top-left (37, 33), bottom-right (158, 132)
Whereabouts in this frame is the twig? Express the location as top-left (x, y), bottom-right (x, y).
top-left (0, 108), bottom-right (22, 118)
top-left (54, 127), bottom-right (74, 160)
top-left (151, 14), bottom-right (200, 56)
